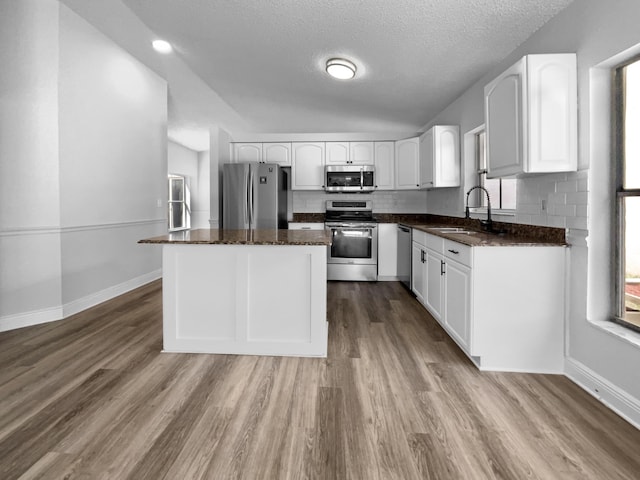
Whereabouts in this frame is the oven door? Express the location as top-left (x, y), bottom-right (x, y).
top-left (326, 223), bottom-right (378, 265)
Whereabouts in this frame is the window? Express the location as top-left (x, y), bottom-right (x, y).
top-left (475, 129), bottom-right (517, 210)
top-left (168, 174), bottom-right (191, 231)
top-left (615, 59), bottom-right (640, 331)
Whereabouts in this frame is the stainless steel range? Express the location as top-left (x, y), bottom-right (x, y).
top-left (325, 200), bottom-right (378, 281)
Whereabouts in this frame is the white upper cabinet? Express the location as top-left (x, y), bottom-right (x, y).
top-left (484, 53), bottom-right (577, 178)
top-left (349, 142), bottom-right (375, 165)
top-left (291, 142), bottom-right (325, 190)
top-left (420, 125), bottom-right (460, 189)
top-left (263, 143), bottom-right (292, 166)
top-left (325, 142), bottom-right (350, 165)
top-left (232, 142), bottom-right (291, 165)
top-left (233, 143), bottom-right (262, 163)
top-left (395, 137), bottom-right (420, 190)
top-left (374, 141), bottom-right (395, 190)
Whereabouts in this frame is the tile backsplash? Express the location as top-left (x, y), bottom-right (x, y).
top-left (293, 190), bottom-right (428, 213)
top-left (514, 170), bottom-right (588, 230)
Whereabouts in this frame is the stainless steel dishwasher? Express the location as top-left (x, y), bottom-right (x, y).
top-left (397, 224), bottom-right (411, 290)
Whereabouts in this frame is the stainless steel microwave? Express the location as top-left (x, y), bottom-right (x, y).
top-left (324, 165), bottom-right (375, 193)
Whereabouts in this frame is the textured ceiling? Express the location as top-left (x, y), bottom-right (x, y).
top-left (118, 0), bottom-right (574, 136)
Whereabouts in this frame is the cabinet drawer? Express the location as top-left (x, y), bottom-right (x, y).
top-left (412, 229), bottom-right (427, 247)
top-left (289, 223), bottom-right (325, 230)
top-left (425, 233), bottom-right (444, 253)
top-left (444, 240), bottom-right (471, 266)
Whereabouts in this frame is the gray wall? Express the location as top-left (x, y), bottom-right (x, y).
top-left (0, 1), bottom-right (167, 330)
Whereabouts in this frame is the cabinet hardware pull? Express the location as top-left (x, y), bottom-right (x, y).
top-left (421, 250), bottom-right (425, 263)
top-left (440, 260), bottom-right (445, 275)
top-left (448, 249), bottom-right (459, 254)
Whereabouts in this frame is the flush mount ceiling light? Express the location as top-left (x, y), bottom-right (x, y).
top-left (326, 58), bottom-right (357, 80)
top-left (152, 39), bottom-right (173, 54)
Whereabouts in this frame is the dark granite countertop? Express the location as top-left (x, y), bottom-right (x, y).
top-left (139, 228), bottom-right (332, 246)
top-left (291, 212), bottom-right (566, 247)
top-left (408, 224), bottom-right (566, 247)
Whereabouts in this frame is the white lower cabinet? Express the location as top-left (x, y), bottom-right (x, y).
top-left (411, 237), bottom-right (426, 304)
top-left (425, 249), bottom-right (444, 323)
top-left (443, 256), bottom-right (471, 352)
top-left (411, 228), bottom-right (565, 373)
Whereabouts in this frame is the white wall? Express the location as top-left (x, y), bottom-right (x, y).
top-left (0, 0), bottom-right (63, 325)
top-left (0, 0), bottom-right (168, 330)
top-left (168, 141), bottom-right (210, 229)
top-left (424, 0), bottom-right (640, 426)
top-left (209, 126), bottom-right (233, 228)
top-left (196, 150), bottom-right (211, 229)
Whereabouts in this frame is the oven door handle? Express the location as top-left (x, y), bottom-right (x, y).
top-left (326, 223), bottom-right (378, 229)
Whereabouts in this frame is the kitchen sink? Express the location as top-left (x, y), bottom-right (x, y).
top-left (428, 227), bottom-right (477, 235)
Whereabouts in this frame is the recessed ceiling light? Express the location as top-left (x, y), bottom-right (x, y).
top-left (326, 58), bottom-right (357, 80)
top-left (152, 40), bottom-right (173, 54)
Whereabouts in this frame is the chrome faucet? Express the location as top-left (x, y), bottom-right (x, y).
top-left (465, 185), bottom-right (493, 232)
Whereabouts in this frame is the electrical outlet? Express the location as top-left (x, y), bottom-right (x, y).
top-left (157, 199), bottom-right (163, 208)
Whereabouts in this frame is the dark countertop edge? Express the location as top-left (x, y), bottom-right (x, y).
top-left (138, 228), bottom-right (332, 246)
top-left (138, 240), bottom-right (331, 246)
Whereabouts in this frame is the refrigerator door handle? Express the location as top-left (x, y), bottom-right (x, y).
top-left (248, 168), bottom-right (255, 228)
top-left (245, 169), bottom-right (251, 227)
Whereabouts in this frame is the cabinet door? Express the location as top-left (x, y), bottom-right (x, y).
top-left (292, 143), bottom-right (325, 190)
top-left (425, 249), bottom-right (444, 323)
top-left (484, 59), bottom-right (525, 178)
top-left (377, 224), bottom-right (398, 278)
top-left (395, 138), bottom-right (420, 190)
top-left (374, 141), bottom-right (395, 190)
top-left (434, 126), bottom-right (460, 187)
top-left (444, 259), bottom-right (471, 352)
top-left (325, 142), bottom-right (350, 165)
top-left (419, 130), bottom-right (434, 188)
top-left (263, 143), bottom-right (291, 166)
top-left (526, 54), bottom-right (577, 173)
top-left (233, 143), bottom-right (262, 163)
top-left (349, 142), bottom-right (374, 165)
top-left (411, 242), bottom-right (425, 303)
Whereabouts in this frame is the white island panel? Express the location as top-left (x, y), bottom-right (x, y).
top-left (162, 243), bottom-right (327, 357)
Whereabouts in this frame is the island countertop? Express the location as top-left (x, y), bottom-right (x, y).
top-left (138, 228), bottom-right (332, 246)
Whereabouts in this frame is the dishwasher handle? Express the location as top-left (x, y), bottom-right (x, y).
top-left (398, 225), bottom-right (411, 233)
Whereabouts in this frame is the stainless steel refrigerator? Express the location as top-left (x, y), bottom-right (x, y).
top-left (222, 163), bottom-right (288, 229)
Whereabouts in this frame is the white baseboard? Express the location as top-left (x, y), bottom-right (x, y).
top-left (63, 269), bottom-right (162, 317)
top-left (0, 306), bottom-right (64, 332)
top-left (565, 357), bottom-right (640, 430)
top-left (377, 275), bottom-right (400, 282)
top-left (0, 270), bottom-right (162, 333)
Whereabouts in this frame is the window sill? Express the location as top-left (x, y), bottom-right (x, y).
top-left (587, 318), bottom-right (640, 349)
top-left (468, 208), bottom-right (516, 217)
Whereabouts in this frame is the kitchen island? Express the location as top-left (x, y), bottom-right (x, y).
top-left (139, 229), bottom-right (331, 357)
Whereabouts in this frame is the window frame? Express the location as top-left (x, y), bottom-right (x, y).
top-left (168, 174), bottom-right (191, 232)
top-left (613, 57), bottom-right (640, 332)
top-left (470, 126), bottom-right (517, 214)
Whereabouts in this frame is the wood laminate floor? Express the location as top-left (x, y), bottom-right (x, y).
top-left (1, 280), bottom-right (639, 479)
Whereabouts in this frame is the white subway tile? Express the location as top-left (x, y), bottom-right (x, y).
top-left (546, 215), bottom-right (567, 228)
top-left (548, 192), bottom-right (567, 205)
top-left (565, 192), bottom-right (588, 205)
top-left (566, 216), bottom-right (588, 230)
top-left (550, 204), bottom-right (577, 217)
top-left (556, 180), bottom-right (578, 193)
top-left (577, 205), bottom-right (588, 217)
